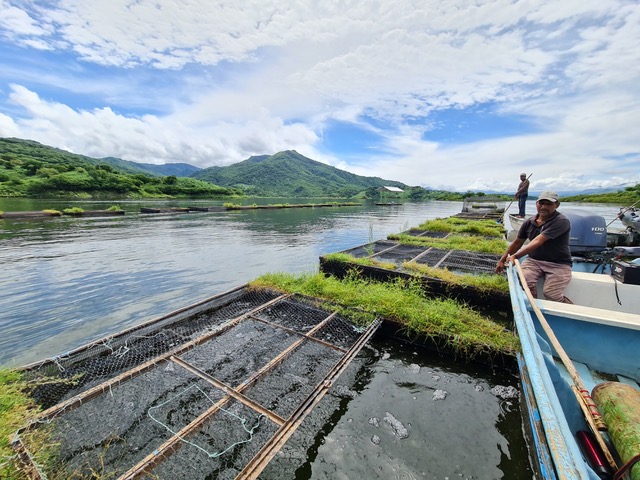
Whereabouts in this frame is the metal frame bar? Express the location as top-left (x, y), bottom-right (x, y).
top-left (11, 293), bottom-right (292, 479)
top-left (248, 313), bottom-right (347, 353)
top-left (407, 247), bottom-right (434, 263)
top-left (169, 355), bottom-right (285, 426)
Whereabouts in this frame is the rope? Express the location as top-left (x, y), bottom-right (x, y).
top-left (147, 384), bottom-right (264, 459)
top-left (613, 454), bottom-right (640, 480)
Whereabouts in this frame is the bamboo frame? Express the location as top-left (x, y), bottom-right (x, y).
top-left (236, 318), bottom-right (381, 479)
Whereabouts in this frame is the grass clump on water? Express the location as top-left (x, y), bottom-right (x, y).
top-left (323, 252), bottom-right (396, 270)
top-left (388, 232), bottom-right (507, 255)
top-left (401, 261), bottom-right (509, 293)
top-left (250, 272), bottom-right (518, 358)
top-left (414, 217), bottom-right (506, 237)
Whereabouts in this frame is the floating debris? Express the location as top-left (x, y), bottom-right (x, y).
top-left (408, 363), bottom-right (421, 374)
top-left (368, 417), bottom-right (380, 428)
top-left (433, 389), bottom-right (449, 401)
top-left (384, 412), bottom-right (409, 438)
top-left (334, 384), bottom-right (358, 398)
top-left (371, 435), bottom-right (381, 445)
top-left (491, 385), bottom-right (519, 399)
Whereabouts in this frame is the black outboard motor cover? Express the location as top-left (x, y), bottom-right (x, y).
top-left (564, 210), bottom-right (607, 253)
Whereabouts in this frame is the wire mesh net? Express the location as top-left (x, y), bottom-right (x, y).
top-left (21, 288), bottom-right (282, 409)
top-left (400, 229), bottom-right (450, 238)
top-left (412, 248), bottom-right (500, 274)
top-left (340, 239), bottom-right (397, 258)
top-left (438, 250), bottom-right (502, 274)
top-left (15, 287), bottom-right (376, 479)
top-left (372, 243), bottom-right (429, 264)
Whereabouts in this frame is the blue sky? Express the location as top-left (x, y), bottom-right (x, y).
top-left (1, 0), bottom-right (639, 193)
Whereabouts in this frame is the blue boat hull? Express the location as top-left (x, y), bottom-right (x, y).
top-left (507, 265), bottom-right (640, 479)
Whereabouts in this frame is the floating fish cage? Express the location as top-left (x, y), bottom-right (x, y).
top-left (14, 286), bottom-right (379, 479)
top-left (320, 237), bottom-right (509, 310)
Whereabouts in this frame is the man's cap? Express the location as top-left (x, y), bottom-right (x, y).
top-left (520, 173), bottom-right (526, 176)
top-left (537, 191), bottom-right (559, 203)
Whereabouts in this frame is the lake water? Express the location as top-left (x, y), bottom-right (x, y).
top-left (0, 197), bottom-right (625, 366)
top-left (0, 197), bottom-right (626, 478)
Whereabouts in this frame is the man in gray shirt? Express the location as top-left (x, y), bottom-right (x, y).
top-left (496, 191), bottom-right (573, 303)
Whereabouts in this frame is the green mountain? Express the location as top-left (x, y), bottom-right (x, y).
top-left (192, 150), bottom-right (408, 197)
top-left (0, 137), bottom-right (234, 198)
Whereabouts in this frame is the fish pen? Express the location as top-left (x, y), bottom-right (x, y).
top-left (320, 237), bottom-right (509, 310)
top-left (12, 286), bottom-right (379, 479)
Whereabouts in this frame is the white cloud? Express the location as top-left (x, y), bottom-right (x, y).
top-left (4, 84), bottom-right (319, 166)
top-left (0, 0), bottom-right (639, 191)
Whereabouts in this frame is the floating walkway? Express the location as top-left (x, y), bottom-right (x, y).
top-left (0, 209), bottom-right (125, 219)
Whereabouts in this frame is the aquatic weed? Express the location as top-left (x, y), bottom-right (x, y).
top-left (249, 272), bottom-right (519, 357)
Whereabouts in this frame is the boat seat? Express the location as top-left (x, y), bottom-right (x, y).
top-left (536, 298), bottom-right (640, 331)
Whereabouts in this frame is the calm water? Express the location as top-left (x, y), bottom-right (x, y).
top-left (0, 198), bottom-right (459, 366)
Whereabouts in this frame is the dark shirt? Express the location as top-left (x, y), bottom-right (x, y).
top-left (516, 179), bottom-right (529, 197)
top-left (517, 211), bottom-right (572, 265)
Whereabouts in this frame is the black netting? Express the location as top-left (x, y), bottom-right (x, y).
top-left (372, 244), bottom-right (427, 263)
top-left (413, 247), bottom-right (450, 266)
top-left (244, 341), bottom-right (342, 419)
top-left (311, 315), bottom-right (364, 349)
top-left (400, 229), bottom-right (449, 238)
top-left (340, 240), bottom-right (397, 258)
top-left (149, 399), bottom-right (280, 480)
top-left (440, 250), bottom-right (502, 274)
top-left (251, 299), bottom-right (331, 334)
top-left (22, 288), bottom-right (282, 409)
top-left (15, 287), bottom-right (374, 479)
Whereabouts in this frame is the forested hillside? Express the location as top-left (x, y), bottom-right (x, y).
top-left (193, 150), bottom-right (408, 197)
top-left (0, 138), bottom-right (236, 198)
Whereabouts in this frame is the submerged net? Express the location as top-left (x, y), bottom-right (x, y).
top-left (14, 287), bottom-right (377, 479)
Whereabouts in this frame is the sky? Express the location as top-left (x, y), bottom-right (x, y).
top-left (0, 1), bottom-right (639, 193)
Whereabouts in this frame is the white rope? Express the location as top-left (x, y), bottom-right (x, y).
top-left (147, 384), bottom-right (264, 459)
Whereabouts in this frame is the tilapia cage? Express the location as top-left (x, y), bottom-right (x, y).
top-left (13, 286), bottom-right (380, 480)
top-left (340, 238), bottom-right (502, 275)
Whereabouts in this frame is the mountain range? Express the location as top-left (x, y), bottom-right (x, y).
top-left (0, 138), bottom-right (409, 198)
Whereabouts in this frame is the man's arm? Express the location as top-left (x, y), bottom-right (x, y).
top-left (496, 238), bottom-right (525, 273)
top-left (507, 234), bottom-right (548, 263)
top-left (495, 234), bottom-right (550, 273)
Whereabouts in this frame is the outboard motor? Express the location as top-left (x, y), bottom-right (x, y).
top-left (564, 210), bottom-right (608, 254)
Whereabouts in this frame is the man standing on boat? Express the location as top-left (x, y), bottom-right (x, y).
top-left (515, 173), bottom-right (530, 217)
top-left (496, 191), bottom-right (573, 303)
